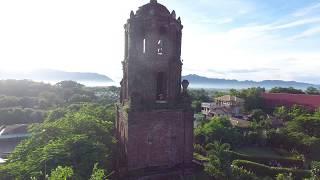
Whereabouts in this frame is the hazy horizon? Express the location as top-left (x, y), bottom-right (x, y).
top-left (1, 0), bottom-right (320, 83)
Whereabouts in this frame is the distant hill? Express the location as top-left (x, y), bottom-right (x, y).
top-left (0, 69), bottom-right (113, 83)
top-left (182, 74), bottom-right (320, 90)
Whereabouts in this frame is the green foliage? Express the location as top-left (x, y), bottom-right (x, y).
top-left (305, 87), bottom-right (320, 95)
top-left (89, 163), bottom-right (106, 180)
top-left (49, 166), bottom-right (74, 180)
top-left (250, 109), bottom-right (267, 122)
top-left (69, 94), bottom-right (92, 103)
top-left (0, 80), bottom-right (119, 125)
top-left (231, 165), bottom-right (258, 180)
top-left (0, 80), bottom-right (54, 97)
top-left (189, 89), bottom-right (211, 112)
top-left (276, 173), bottom-right (293, 180)
top-left (0, 108), bottom-right (45, 125)
top-left (195, 116), bottom-right (243, 147)
top-left (55, 81), bottom-right (84, 89)
top-left (194, 144), bottom-right (206, 156)
top-left (269, 87), bottom-right (305, 94)
top-left (0, 104), bottom-right (115, 180)
top-left (267, 105), bottom-right (320, 160)
top-left (311, 161), bottom-right (320, 179)
top-left (232, 160), bottom-right (311, 179)
top-left (288, 105), bottom-right (310, 118)
top-left (275, 112), bottom-right (320, 159)
top-left (228, 87), bottom-right (265, 111)
top-left (91, 86), bottom-right (120, 105)
top-left (274, 106), bottom-right (290, 121)
top-left (204, 141), bottom-right (232, 179)
top-left (287, 116), bottom-right (320, 138)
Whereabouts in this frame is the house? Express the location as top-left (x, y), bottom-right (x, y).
top-left (201, 95), bottom-right (245, 118)
top-left (0, 124), bottom-right (30, 163)
top-left (262, 93), bottom-right (320, 111)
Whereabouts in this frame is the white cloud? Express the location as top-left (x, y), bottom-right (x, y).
top-left (293, 2), bottom-right (320, 17)
top-left (290, 26), bottom-right (320, 40)
top-left (273, 17), bottom-right (320, 30)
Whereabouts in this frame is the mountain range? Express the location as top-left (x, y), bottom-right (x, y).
top-left (0, 69), bottom-right (113, 83)
top-left (0, 70), bottom-right (318, 89)
top-left (182, 74), bottom-right (320, 90)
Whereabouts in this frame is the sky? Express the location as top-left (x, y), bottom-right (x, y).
top-left (0, 0), bottom-right (320, 83)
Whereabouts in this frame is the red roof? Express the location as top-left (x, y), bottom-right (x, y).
top-left (262, 93), bottom-right (320, 110)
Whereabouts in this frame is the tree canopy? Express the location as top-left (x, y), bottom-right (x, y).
top-left (0, 104), bottom-right (115, 180)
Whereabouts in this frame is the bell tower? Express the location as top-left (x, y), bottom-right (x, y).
top-left (116, 0), bottom-right (194, 178)
top-left (121, 0), bottom-right (183, 107)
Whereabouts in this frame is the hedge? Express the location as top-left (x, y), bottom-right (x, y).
top-left (232, 160), bottom-right (311, 179)
top-left (228, 150), bottom-right (304, 168)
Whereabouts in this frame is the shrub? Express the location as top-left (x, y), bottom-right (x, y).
top-left (232, 160), bottom-right (311, 179)
top-left (229, 151), bottom-right (303, 168)
top-left (276, 173), bottom-right (293, 180)
top-left (194, 144), bottom-right (206, 156)
top-left (49, 166), bottom-right (74, 180)
top-left (231, 165), bottom-right (258, 180)
top-left (311, 161), bottom-right (320, 179)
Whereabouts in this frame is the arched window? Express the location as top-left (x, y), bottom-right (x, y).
top-left (143, 38), bottom-right (146, 54)
top-left (157, 39), bottom-right (164, 55)
top-left (156, 72), bottom-right (167, 101)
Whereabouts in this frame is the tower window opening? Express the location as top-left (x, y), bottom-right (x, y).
top-left (157, 40), bottom-right (164, 55)
top-left (156, 72), bottom-right (167, 101)
top-left (143, 38), bottom-right (146, 54)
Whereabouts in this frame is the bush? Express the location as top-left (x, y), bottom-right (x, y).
top-left (194, 144), bottom-right (206, 156)
top-left (49, 166), bottom-right (74, 180)
top-left (231, 165), bottom-right (258, 180)
top-left (232, 160), bottom-right (311, 179)
top-left (276, 173), bottom-right (293, 180)
top-left (229, 151), bottom-right (303, 168)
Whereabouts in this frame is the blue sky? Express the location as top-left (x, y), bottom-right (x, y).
top-left (0, 0), bottom-right (320, 83)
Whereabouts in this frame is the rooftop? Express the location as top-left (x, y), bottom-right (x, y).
top-left (262, 93), bottom-right (320, 110)
top-left (0, 124), bottom-right (29, 136)
top-left (215, 95), bottom-right (244, 103)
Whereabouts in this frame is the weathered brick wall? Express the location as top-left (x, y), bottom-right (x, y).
top-left (116, 105), bottom-right (129, 167)
top-left (124, 109), bottom-right (193, 170)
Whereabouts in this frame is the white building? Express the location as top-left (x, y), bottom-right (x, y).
top-left (201, 95), bottom-right (244, 118)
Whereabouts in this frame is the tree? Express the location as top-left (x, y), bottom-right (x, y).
top-left (238, 87), bottom-right (265, 111)
top-left (205, 141), bottom-right (231, 179)
top-left (49, 166), bottom-right (74, 180)
top-left (250, 109), bottom-right (267, 122)
top-left (274, 106), bottom-right (289, 121)
top-left (55, 81), bottom-right (84, 89)
top-left (89, 163), bottom-right (107, 180)
top-left (269, 87), bottom-right (305, 94)
top-left (189, 89), bottom-right (211, 112)
top-left (0, 104), bottom-right (115, 180)
top-left (195, 116), bottom-right (243, 147)
top-left (287, 116), bottom-right (320, 138)
top-left (288, 105), bottom-right (310, 118)
top-left (306, 87), bottom-right (320, 95)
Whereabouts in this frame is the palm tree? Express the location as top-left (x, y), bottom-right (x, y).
top-left (205, 141), bottom-right (231, 179)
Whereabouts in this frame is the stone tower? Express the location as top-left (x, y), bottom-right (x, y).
top-left (115, 0), bottom-right (194, 178)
